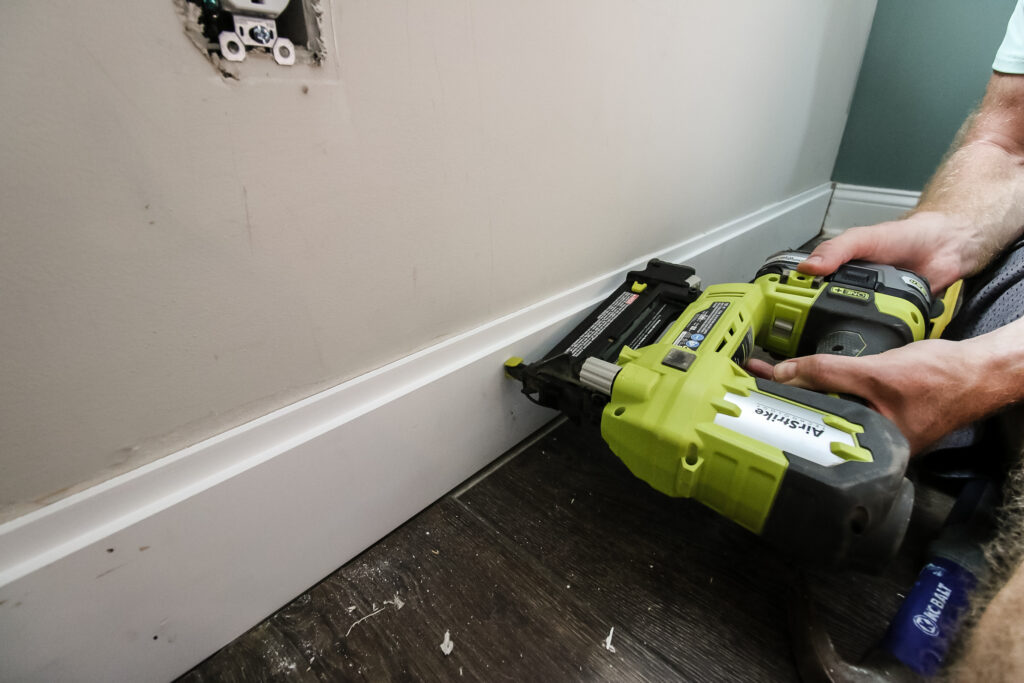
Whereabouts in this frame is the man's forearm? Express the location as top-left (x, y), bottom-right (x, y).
top-left (914, 142), bottom-right (1024, 274)
top-left (962, 315), bottom-right (1024, 412)
top-left (911, 73), bottom-right (1024, 276)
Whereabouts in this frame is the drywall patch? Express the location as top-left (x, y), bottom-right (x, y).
top-left (174, 0), bottom-right (324, 79)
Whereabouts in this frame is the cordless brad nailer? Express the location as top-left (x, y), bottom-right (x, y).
top-left (505, 251), bottom-right (959, 569)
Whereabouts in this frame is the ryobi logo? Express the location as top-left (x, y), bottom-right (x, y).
top-left (830, 286), bottom-right (870, 301)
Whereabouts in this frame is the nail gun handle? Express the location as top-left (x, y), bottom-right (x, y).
top-left (753, 379), bottom-right (914, 570)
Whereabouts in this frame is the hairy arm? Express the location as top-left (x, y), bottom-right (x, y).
top-left (954, 558), bottom-right (1024, 682)
top-left (802, 72), bottom-right (1024, 292)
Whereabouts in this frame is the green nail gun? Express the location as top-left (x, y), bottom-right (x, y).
top-left (504, 251), bottom-right (961, 569)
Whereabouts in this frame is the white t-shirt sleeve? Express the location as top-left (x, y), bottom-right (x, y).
top-left (994, 0), bottom-right (1024, 73)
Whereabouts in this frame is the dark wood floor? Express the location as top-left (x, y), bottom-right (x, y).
top-left (179, 418), bottom-right (949, 682)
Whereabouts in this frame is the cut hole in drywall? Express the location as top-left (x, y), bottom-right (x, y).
top-left (175, 0), bottom-right (324, 79)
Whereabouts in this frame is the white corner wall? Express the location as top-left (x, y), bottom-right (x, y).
top-left (822, 184), bottom-right (922, 237)
top-left (0, 0), bottom-right (877, 680)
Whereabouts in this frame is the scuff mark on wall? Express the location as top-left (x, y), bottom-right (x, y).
top-left (242, 186), bottom-right (254, 253)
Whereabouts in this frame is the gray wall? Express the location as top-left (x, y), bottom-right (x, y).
top-left (0, 1), bottom-right (876, 522)
top-left (832, 0), bottom-right (1015, 192)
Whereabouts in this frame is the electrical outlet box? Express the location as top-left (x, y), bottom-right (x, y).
top-left (180, 0), bottom-right (324, 71)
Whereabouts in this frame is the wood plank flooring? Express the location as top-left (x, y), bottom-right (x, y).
top-left (180, 419), bottom-right (948, 682)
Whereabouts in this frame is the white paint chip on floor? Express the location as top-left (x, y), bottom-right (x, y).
top-left (604, 627), bottom-right (617, 653)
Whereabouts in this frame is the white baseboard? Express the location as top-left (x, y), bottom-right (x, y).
top-left (0, 184), bottom-right (832, 682)
top-left (822, 183), bottom-right (921, 237)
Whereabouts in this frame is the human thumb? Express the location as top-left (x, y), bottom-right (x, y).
top-left (772, 359), bottom-right (798, 382)
top-left (770, 355), bottom-right (865, 396)
top-left (797, 225), bottom-right (885, 276)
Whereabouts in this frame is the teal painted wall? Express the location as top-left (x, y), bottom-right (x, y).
top-left (832, 0), bottom-right (1015, 191)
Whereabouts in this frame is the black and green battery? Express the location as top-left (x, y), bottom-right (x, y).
top-left (505, 253), bottom-right (961, 569)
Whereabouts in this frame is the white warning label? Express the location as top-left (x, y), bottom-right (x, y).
top-left (565, 292), bottom-right (639, 357)
top-left (672, 301), bottom-right (729, 348)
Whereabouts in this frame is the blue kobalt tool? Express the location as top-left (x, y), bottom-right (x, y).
top-left (878, 479), bottom-right (993, 677)
top-left (790, 479), bottom-right (994, 682)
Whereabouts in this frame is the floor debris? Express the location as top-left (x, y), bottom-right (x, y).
top-left (441, 629), bottom-right (455, 656)
top-left (345, 593), bottom-right (406, 637)
top-left (604, 627), bottom-right (617, 653)
top-left (345, 607), bottom-right (386, 637)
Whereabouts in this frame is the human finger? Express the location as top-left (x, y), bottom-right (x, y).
top-left (771, 355), bottom-right (872, 400)
top-left (797, 226), bottom-right (886, 276)
top-left (745, 358), bottom-right (776, 380)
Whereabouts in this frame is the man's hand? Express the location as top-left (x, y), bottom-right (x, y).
top-left (747, 341), bottom-right (968, 453)
top-left (747, 319), bottom-right (1024, 454)
top-left (796, 212), bottom-right (976, 294)
top-left (801, 72), bottom-right (1024, 293)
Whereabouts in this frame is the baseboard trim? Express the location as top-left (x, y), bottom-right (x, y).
top-left (831, 183), bottom-right (921, 207)
top-left (822, 183), bottom-right (921, 236)
top-left (0, 183), bottom-right (832, 682)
